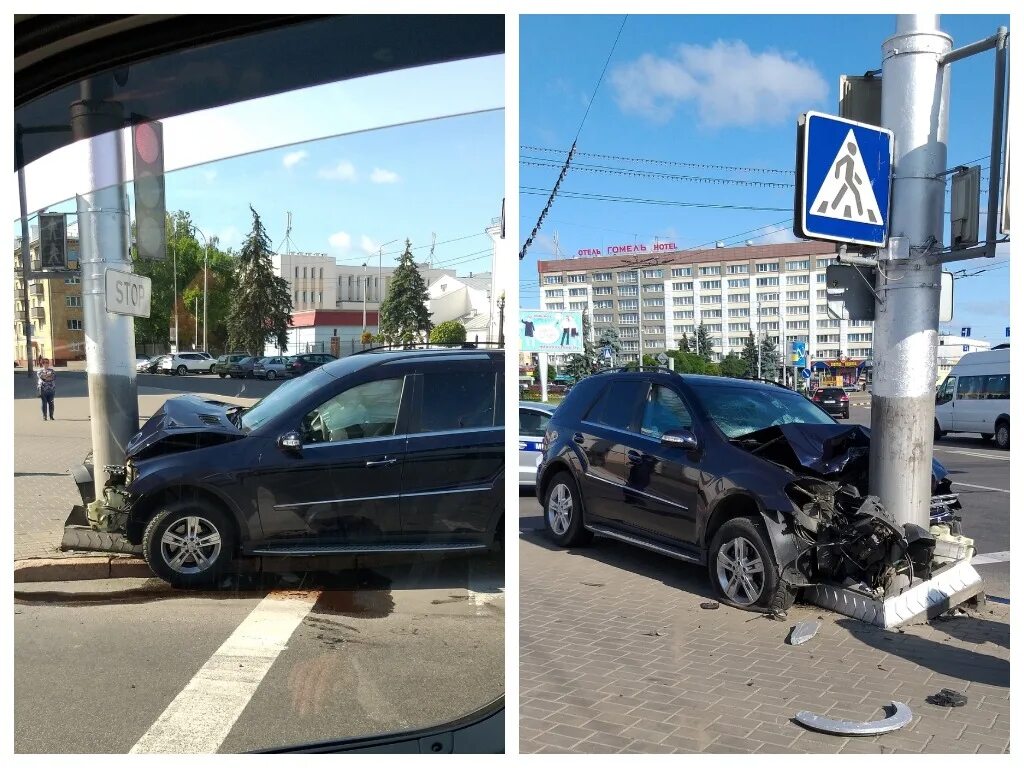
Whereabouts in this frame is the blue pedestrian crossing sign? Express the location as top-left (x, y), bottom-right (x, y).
top-left (796, 111), bottom-right (894, 247)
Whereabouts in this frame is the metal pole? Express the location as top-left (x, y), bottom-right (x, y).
top-left (756, 300), bottom-right (762, 378)
top-left (195, 296), bottom-right (200, 348)
top-left (15, 128), bottom-right (35, 376)
top-left (172, 240), bottom-right (178, 353)
top-left (70, 76), bottom-right (138, 504)
top-left (871, 15), bottom-right (952, 533)
top-left (203, 241), bottom-right (209, 352)
top-left (985, 27), bottom-right (1008, 252)
top-left (361, 263), bottom-right (367, 331)
top-left (539, 351), bottom-right (549, 403)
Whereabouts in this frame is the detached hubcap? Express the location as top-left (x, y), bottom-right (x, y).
top-left (547, 483), bottom-right (573, 536)
top-left (716, 536), bottom-right (765, 606)
top-left (161, 515), bottom-right (222, 574)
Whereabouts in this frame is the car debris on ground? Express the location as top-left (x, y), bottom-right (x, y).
top-left (794, 701), bottom-right (912, 736)
top-left (926, 689), bottom-right (968, 708)
top-left (787, 620), bottom-right (820, 645)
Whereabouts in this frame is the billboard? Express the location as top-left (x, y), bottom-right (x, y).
top-left (519, 310), bottom-right (584, 354)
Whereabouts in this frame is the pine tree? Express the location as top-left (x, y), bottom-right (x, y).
top-left (597, 326), bottom-right (622, 366)
top-left (226, 206), bottom-right (292, 357)
top-left (678, 332), bottom-right (691, 353)
top-left (760, 335), bottom-right (781, 381)
top-left (565, 311), bottom-right (597, 380)
top-left (378, 239), bottom-right (431, 345)
top-left (741, 332), bottom-right (759, 378)
top-left (695, 322), bottom-right (712, 361)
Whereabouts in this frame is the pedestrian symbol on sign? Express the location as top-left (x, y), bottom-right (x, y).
top-left (809, 130), bottom-right (884, 225)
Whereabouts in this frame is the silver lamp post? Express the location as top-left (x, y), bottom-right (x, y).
top-left (191, 224), bottom-right (210, 352)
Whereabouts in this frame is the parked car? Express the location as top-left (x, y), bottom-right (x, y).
top-left (288, 352), bottom-right (337, 376)
top-left (76, 346), bottom-right (505, 587)
top-left (253, 356), bottom-right (290, 380)
top-left (227, 356), bottom-right (257, 379)
top-left (519, 401), bottom-right (555, 487)
top-left (213, 353), bottom-right (248, 378)
top-left (161, 352), bottom-right (216, 376)
top-left (137, 355), bottom-right (167, 374)
top-left (935, 347), bottom-right (1010, 448)
top-left (811, 386), bottom-right (850, 419)
top-left (537, 369), bottom-right (954, 611)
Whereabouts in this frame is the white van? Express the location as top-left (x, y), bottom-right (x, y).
top-left (934, 347), bottom-right (1010, 449)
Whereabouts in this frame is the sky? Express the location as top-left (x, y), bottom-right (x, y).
top-left (520, 14), bottom-right (1010, 346)
top-left (14, 54), bottom-right (505, 274)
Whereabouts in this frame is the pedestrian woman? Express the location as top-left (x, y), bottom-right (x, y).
top-left (37, 357), bottom-right (56, 421)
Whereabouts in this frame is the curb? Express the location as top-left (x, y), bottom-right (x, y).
top-left (14, 555), bottom-right (150, 583)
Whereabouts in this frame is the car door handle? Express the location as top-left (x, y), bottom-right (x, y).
top-left (626, 449), bottom-right (644, 464)
top-left (572, 432), bottom-right (585, 444)
top-left (365, 457), bottom-right (397, 467)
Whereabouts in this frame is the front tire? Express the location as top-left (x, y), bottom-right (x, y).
top-left (219, 373), bottom-right (226, 378)
top-left (708, 516), bottom-right (794, 612)
top-left (266, 370), bottom-right (277, 380)
top-left (142, 500), bottom-right (235, 588)
top-left (543, 472), bottom-right (592, 547)
top-left (934, 420), bottom-right (945, 441)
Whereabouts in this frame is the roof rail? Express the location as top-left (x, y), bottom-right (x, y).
top-left (353, 341), bottom-right (504, 355)
top-left (599, 365), bottom-right (676, 375)
top-left (739, 376), bottom-right (790, 389)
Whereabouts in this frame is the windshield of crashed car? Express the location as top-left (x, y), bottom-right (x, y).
top-left (691, 384), bottom-right (836, 439)
top-left (239, 366), bottom-right (334, 433)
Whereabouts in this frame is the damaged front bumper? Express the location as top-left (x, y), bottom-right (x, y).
top-left (86, 462), bottom-right (136, 533)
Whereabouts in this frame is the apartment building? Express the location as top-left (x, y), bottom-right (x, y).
top-left (536, 241), bottom-right (874, 378)
top-left (13, 234), bottom-right (84, 366)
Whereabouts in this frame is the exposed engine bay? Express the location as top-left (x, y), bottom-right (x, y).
top-left (734, 423), bottom-right (968, 597)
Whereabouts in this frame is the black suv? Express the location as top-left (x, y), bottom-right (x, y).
top-left (536, 369), bottom-right (953, 612)
top-left (84, 347), bottom-right (504, 586)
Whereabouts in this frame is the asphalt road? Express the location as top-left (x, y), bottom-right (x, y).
top-left (521, 402), bottom-right (1010, 599)
top-left (14, 555), bottom-right (504, 754)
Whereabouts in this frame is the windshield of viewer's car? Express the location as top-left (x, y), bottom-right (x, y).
top-left (691, 384), bottom-right (836, 439)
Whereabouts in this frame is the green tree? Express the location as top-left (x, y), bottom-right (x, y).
top-left (378, 239), bottom-right (431, 345)
top-left (666, 349), bottom-right (709, 374)
top-left (741, 332), bottom-right (759, 378)
top-left (596, 326), bottom-right (622, 366)
top-left (695, 322), bottom-right (713, 362)
top-left (565, 310), bottom-right (597, 377)
top-left (429, 320), bottom-right (467, 345)
top-left (760, 336), bottom-right (781, 381)
top-left (719, 352), bottom-right (747, 378)
top-left (226, 206), bottom-right (293, 357)
top-left (677, 332), bottom-right (691, 353)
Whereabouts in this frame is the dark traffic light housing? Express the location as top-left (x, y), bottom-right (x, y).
top-left (132, 120), bottom-right (166, 260)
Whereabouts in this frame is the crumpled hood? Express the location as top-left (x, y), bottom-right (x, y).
top-left (737, 423), bottom-right (947, 487)
top-left (126, 395), bottom-right (244, 460)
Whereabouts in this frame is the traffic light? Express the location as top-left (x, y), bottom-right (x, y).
top-left (132, 120), bottom-right (166, 260)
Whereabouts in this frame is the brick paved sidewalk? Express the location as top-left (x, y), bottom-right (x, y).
top-left (13, 373), bottom-right (256, 561)
top-left (520, 528), bottom-right (1010, 754)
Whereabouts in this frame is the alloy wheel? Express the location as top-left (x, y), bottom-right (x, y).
top-left (160, 515), bottom-right (223, 574)
top-left (547, 483), bottom-right (573, 536)
top-left (715, 535), bottom-right (765, 606)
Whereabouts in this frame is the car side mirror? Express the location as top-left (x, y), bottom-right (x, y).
top-left (278, 431), bottom-right (303, 454)
top-left (661, 428), bottom-right (698, 451)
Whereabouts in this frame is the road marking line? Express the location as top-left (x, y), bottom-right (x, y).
top-left (936, 448), bottom-right (1010, 461)
top-left (973, 551), bottom-right (1010, 566)
top-left (951, 481), bottom-right (1010, 494)
top-left (468, 558), bottom-right (505, 613)
top-left (130, 590), bottom-right (320, 754)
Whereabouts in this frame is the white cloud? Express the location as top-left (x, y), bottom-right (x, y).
top-left (370, 167), bottom-right (400, 184)
top-left (203, 169), bottom-right (218, 183)
top-left (328, 230), bottom-right (352, 250)
top-left (755, 227), bottom-right (800, 245)
top-left (360, 235), bottom-right (380, 255)
top-left (609, 40), bottom-right (828, 127)
top-left (318, 160), bottom-right (357, 181)
top-left (282, 150), bottom-right (308, 169)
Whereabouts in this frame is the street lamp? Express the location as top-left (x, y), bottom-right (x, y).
top-left (361, 262), bottom-right (368, 332)
top-left (190, 225), bottom-right (210, 352)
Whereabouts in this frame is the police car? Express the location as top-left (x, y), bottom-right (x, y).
top-left (519, 401), bottom-right (555, 487)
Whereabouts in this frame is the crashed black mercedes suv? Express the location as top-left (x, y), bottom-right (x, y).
top-left (80, 346), bottom-right (504, 587)
top-left (537, 369), bottom-right (957, 612)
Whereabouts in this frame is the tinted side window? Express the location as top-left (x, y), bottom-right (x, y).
top-left (937, 376), bottom-right (956, 405)
top-left (302, 377), bottom-right (405, 444)
top-left (985, 374), bottom-right (1009, 400)
top-left (956, 375), bottom-right (984, 400)
top-left (419, 370), bottom-right (496, 431)
top-left (585, 380), bottom-right (647, 431)
top-left (520, 409), bottom-right (550, 438)
top-left (640, 385), bottom-right (692, 439)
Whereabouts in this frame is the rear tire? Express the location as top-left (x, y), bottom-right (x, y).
top-left (995, 421), bottom-right (1009, 450)
top-left (142, 499), bottom-right (235, 588)
top-left (934, 420), bottom-right (945, 441)
top-left (266, 370), bottom-right (277, 381)
top-left (708, 516), bottom-right (794, 612)
top-left (543, 472), bottom-right (592, 547)
top-left (209, 365), bottom-right (216, 374)
top-left (219, 373), bottom-right (226, 378)
top-left (176, 365), bottom-right (187, 376)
